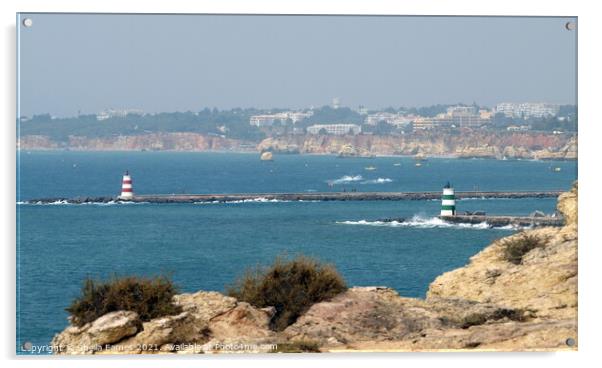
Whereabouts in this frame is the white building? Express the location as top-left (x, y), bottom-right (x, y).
top-left (249, 111), bottom-right (313, 127)
top-left (446, 105), bottom-right (477, 115)
top-left (495, 103), bottom-right (560, 119)
top-left (307, 124), bottom-right (361, 135)
top-left (365, 112), bottom-right (413, 127)
top-left (412, 107), bottom-right (491, 131)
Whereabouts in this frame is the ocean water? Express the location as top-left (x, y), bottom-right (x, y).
top-left (16, 151), bottom-right (577, 352)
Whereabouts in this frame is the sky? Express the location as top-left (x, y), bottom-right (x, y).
top-left (17, 14), bottom-right (577, 117)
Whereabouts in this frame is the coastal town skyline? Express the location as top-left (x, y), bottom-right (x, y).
top-left (21, 99), bottom-right (574, 119)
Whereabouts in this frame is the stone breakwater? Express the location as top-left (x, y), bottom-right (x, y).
top-left (25, 191), bottom-right (563, 205)
top-left (50, 184), bottom-right (577, 353)
top-left (441, 214), bottom-right (564, 228)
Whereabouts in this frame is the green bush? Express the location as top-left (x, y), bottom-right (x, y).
top-left (501, 233), bottom-right (546, 265)
top-left (227, 256), bottom-right (347, 331)
top-left (66, 275), bottom-right (182, 327)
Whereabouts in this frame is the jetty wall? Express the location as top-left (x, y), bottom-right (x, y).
top-left (26, 190), bottom-right (563, 204)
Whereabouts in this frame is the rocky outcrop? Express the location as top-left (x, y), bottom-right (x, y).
top-left (52, 311), bottom-right (141, 354)
top-left (18, 133), bottom-right (256, 152)
top-left (51, 291), bottom-right (277, 354)
top-left (283, 183), bottom-right (577, 351)
top-left (19, 131), bottom-right (576, 160)
top-left (52, 185), bottom-right (578, 353)
top-left (257, 132), bottom-right (577, 160)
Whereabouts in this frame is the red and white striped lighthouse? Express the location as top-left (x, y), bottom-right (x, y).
top-left (120, 170), bottom-right (133, 199)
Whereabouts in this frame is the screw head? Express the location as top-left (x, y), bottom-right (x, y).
top-left (22, 18), bottom-right (33, 27)
top-left (565, 22), bottom-right (576, 31)
top-left (565, 337), bottom-right (576, 346)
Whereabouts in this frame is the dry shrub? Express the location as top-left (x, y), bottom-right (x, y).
top-left (66, 275), bottom-right (182, 327)
top-left (227, 255), bottom-right (347, 331)
top-left (501, 233), bottom-right (546, 265)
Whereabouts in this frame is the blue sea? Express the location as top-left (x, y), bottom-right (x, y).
top-left (16, 151), bottom-right (577, 353)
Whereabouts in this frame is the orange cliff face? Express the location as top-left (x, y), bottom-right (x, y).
top-left (257, 132), bottom-right (577, 160)
top-left (17, 131), bottom-right (577, 160)
top-left (17, 133), bottom-right (257, 152)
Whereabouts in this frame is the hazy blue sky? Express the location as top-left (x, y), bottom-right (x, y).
top-left (18, 14), bottom-right (576, 117)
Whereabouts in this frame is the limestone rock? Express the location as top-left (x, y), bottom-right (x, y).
top-left (557, 182), bottom-right (577, 226)
top-left (53, 291), bottom-right (276, 355)
top-left (426, 186), bottom-right (578, 322)
top-left (174, 290), bottom-right (238, 321)
top-left (104, 311), bottom-right (203, 354)
top-left (51, 311), bottom-right (141, 354)
top-left (284, 287), bottom-right (442, 345)
top-left (209, 302), bottom-right (275, 339)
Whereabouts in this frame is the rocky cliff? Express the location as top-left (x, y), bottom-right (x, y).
top-left (18, 131), bottom-right (576, 160)
top-left (51, 184), bottom-right (577, 353)
top-left (257, 132), bottom-right (577, 160)
top-left (17, 133), bottom-right (256, 152)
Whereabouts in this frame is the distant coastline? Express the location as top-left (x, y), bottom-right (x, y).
top-left (17, 131), bottom-right (577, 161)
top-left (16, 148), bottom-right (578, 162)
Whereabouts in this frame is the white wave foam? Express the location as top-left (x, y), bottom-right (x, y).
top-left (328, 175), bottom-right (363, 185)
top-left (21, 200), bottom-right (72, 205)
top-left (18, 200), bottom-right (149, 206)
top-left (361, 177), bottom-right (393, 184)
top-left (195, 197), bottom-right (293, 205)
top-left (337, 215), bottom-right (517, 230)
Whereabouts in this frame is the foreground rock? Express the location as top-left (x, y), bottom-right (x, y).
top-left (52, 291), bottom-right (277, 354)
top-left (52, 184), bottom-right (577, 353)
top-left (285, 183), bottom-right (577, 351)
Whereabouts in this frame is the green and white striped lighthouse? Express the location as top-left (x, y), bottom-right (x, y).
top-left (441, 182), bottom-right (456, 217)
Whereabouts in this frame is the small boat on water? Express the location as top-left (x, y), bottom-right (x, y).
top-left (415, 162), bottom-right (422, 167)
top-left (364, 166), bottom-right (377, 171)
top-left (393, 163), bottom-right (401, 166)
top-left (553, 167), bottom-right (562, 172)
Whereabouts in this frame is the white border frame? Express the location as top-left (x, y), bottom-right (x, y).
top-left (2, 1), bottom-right (600, 367)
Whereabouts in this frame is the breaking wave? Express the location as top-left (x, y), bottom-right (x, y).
top-left (194, 197), bottom-right (319, 204)
top-left (337, 215), bottom-right (520, 230)
top-left (328, 175), bottom-right (363, 185)
top-left (361, 177), bottom-right (393, 184)
top-left (328, 175), bottom-right (393, 185)
top-left (17, 200), bottom-right (149, 206)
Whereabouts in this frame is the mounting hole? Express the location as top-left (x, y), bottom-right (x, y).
top-left (565, 22), bottom-right (576, 31)
top-left (22, 18), bottom-right (33, 28)
top-left (565, 337), bottom-right (576, 346)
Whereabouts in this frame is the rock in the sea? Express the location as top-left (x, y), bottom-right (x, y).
top-left (260, 151), bottom-right (273, 161)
